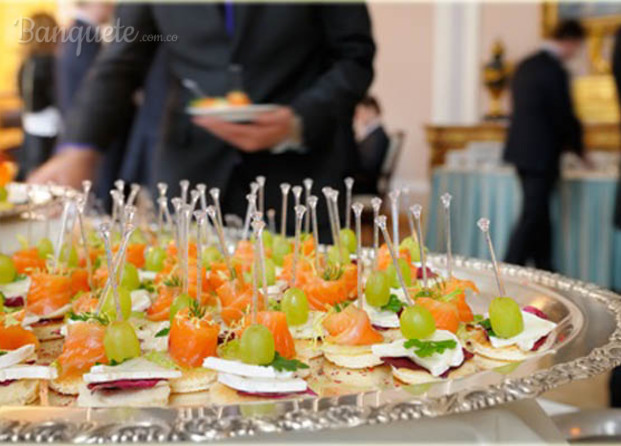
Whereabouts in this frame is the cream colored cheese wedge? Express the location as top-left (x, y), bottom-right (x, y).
top-left (203, 357), bottom-right (294, 379)
top-left (130, 289), bottom-right (152, 312)
top-left (83, 357), bottom-right (182, 383)
top-left (0, 344), bottom-right (36, 369)
top-left (0, 278), bottom-right (30, 299)
top-left (218, 373), bottom-right (307, 394)
top-left (0, 364), bottom-right (57, 381)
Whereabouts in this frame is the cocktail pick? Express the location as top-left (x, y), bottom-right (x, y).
top-left (477, 218), bottom-right (506, 296)
top-left (376, 215), bottom-right (413, 305)
top-left (279, 183), bottom-right (290, 237)
top-left (328, 189), bottom-right (344, 264)
top-left (371, 197), bottom-right (382, 270)
top-left (308, 195), bottom-right (321, 271)
top-left (290, 205), bottom-right (306, 288)
top-left (124, 204), bottom-right (137, 227)
top-left (180, 179), bottom-right (190, 204)
top-left (252, 214), bottom-right (268, 305)
top-left (352, 202), bottom-right (364, 308)
top-left (344, 177), bottom-right (354, 230)
top-left (157, 182), bottom-right (168, 200)
top-left (190, 190), bottom-right (201, 212)
top-left (267, 209), bottom-right (276, 234)
top-left (114, 179), bottom-right (125, 197)
top-left (411, 204), bottom-right (428, 289)
top-left (206, 205), bottom-right (234, 277)
top-left (321, 187), bottom-right (338, 246)
top-left (441, 193), bottom-right (454, 279)
top-left (389, 189), bottom-right (400, 247)
top-left (76, 195), bottom-right (93, 290)
top-left (256, 176), bottom-right (266, 216)
top-left (171, 197), bottom-right (183, 256)
top-left (53, 197), bottom-right (74, 273)
top-left (303, 178), bottom-right (313, 234)
top-left (209, 187), bottom-right (224, 230)
top-left (179, 205), bottom-right (192, 295)
top-left (250, 218), bottom-right (263, 324)
top-left (110, 190), bottom-right (120, 228)
top-left (292, 185), bottom-right (302, 211)
top-left (127, 183), bottom-right (140, 207)
top-left (242, 193), bottom-right (257, 240)
top-left (99, 223), bottom-right (122, 320)
top-left (81, 180), bottom-right (92, 211)
top-left (196, 184), bottom-right (207, 211)
top-left (156, 197), bottom-right (167, 238)
top-left (194, 210), bottom-right (206, 304)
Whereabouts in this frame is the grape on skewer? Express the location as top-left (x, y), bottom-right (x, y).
top-left (206, 205), bottom-right (235, 277)
top-left (252, 214), bottom-right (268, 307)
top-left (344, 177), bottom-right (354, 230)
top-left (193, 210), bottom-right (206, 304)
top-left (371, 197), bottom-right (382, 270)
top-left (352, 202), bottom-right (364, 308)
top-left (477, 218), bottom-right (506, 297)
top-left (290, 205), bottom-right (306, 288)
top-left (376, 215), bottom-right (413, 306)
top-left (410, 204), bottom-right (428, 289)
top-left (308, 195), bottom-right (321, 272)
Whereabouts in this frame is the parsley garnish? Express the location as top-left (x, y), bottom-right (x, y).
top-left (381, 294), bottom-right (404, 313)
top-left (139, 280), bottom-right (156, 293)
top-left (67, 311), bottom-right (109, 325)
top-left (478, 318), bottom-right (496, 337)
top-left (415, 289), bottom-right (433, 298)
top-left (189, 299), bottom-right (207, 319)
top-left (322, 263), bottom-right (344, 281)
top-left (164, 276), bottom-right (182, 288)
top-left (0, 351), bottom-right (6, 357)
top-left (403, 338), bottom-right (457, 357)
top-left (14, 273), bottom-right (28, 282)
top-left (108, 358), bottom-right (130, 366)
top-left (269, 352), bottom-right (309, 372)
top-left (155, 327), bottom-right (170, 338)
top-left (333, 301), bottom-right (351, 313)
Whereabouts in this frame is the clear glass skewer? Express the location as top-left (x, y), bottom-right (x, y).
top-left (280, 183), bottom-right (290, 238)
top-left (344, 177), bottom-right (354, 230)
top-left (252, 215), bottom-right (268, 307)
top-left (206, 205), bottom-right (234, 277)
top-left (477, 218), bottom-right (506, 296)
top-left (389, 189), bottom-right (400, 247)
top-left (256, 176), bottom-right (266, 216)
top-left (308, 196), bottom-right (321, 272)
top-left (290, 205), bottom-right (306, 288)
top-left (303, 178), bottom-right (313, 234)
top-left (376, 216), bottom-right (413, 305)
top-left (76, 195), bottom-right (93, 290)
top-left (180, 179), bottom-right (190, 204)
top-left (371, 197), bottom-right (382, 270)
top-left (352, 202), bottom-right (364, 308)
top-left (441, 193), bottom-right (453, 279)
top-left (411, 204), bottom-right (428, 289)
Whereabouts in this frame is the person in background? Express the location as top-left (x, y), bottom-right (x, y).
top-left (28, 4), bottom-right (374, 235)
top-left (57, 1), bottom-right (124, 209)
top-left (17, 13), bottom-right (61, 180)
top-left (503, 20), bottom-right (586, 272)
top-left (353, 95), bottom-right (389, 194)
top-left (607, 24), bottom-right (621, 409)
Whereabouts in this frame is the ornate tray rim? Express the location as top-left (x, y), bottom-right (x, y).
top-left (2, 255), bottom-right (621, 443)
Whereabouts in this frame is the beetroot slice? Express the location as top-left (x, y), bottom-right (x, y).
top-left (237, 387), bottom-right (316, 399)
top-left (0, 380), bottom-right (16, 387)
top-left (87, 378), bottom-right (165, 392)
top-left (523, 306), bottom-right (549, 320)
top-left (381, 349), bottom-right (473, 379)
top-left (3, 296), bottom-right (24, 308)
top-left (416, 267), bottom-right (437, 280)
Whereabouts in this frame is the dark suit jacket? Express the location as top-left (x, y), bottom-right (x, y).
top-left (18, 54), bottom-right (55, 113)
top-left (612, 29), bottom-right (621, 229)
top-left (355, 125), bottom-right (389, 194)
top-left (63, 3), bottom-right (375, 223)
top-left (504, 50), bottom-right (583, 175)
top-left (57, 19), bottom-right (101, 116)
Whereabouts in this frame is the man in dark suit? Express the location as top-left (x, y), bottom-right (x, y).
top-left (612, 27), bottom-right (621, 233)
top-left (353, 96), bottom-right (389, 194)
top-left (30, 3), bottom-right (374, 233)
top-left (504, 20), bottom-right (586, 271)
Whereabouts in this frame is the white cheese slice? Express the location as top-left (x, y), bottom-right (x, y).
top-left (21, 314), bottom-right (40, 327)
top-left (0, 364), bottom-right (57, 381)
top-left (0, 344), bottom-right (36, 369)
top-left (267, 280), bottom-right (288, 296)
top-left (0, 278), bottom-right (30, 299)
top-left (361, 288), bottom-right (408, 329)
top-left (489, 311), bottom-right (557, 351)
top-left (203, 357), bottom-right (293, 379)
top-left (289, 311), bottom-right (325, 340)
top-left (83, 357), bottom-right (182, 383)
top-left (130, 289), bottom-right (152, 312)
top-left (138, 270), bottom-right (157, 282)
top-left (218, 372), bottom-right (307, 394)
top-left (372, 330), bottom-right (464, 377)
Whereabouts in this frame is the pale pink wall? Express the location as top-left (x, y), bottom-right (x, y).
top-left (479, 3), bottom-right (542, 117)
top-left (368, 3), bottom-right (434, 187)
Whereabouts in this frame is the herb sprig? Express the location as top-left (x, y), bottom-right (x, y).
top-left (403, 338), bottom-right (457, 358)
top-left (269, 352), bottom-right (309, 372)
top-left (380, 294), bottom-right (404, 313)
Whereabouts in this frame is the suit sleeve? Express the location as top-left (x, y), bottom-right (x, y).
top-left (546, 66), bottom-right (583, 156)
top-left (61, 5), bottom-right (160, 152)
top-left (290, 5), bottom-right (375, 148)
top-left (57, 29), bottom-right (101, 115)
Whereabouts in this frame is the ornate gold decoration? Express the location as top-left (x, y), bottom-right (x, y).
top-left (482, 41), bottom-right (511, 120)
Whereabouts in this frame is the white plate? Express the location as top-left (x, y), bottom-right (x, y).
top-left (186, 104), bottom-right (278, 122)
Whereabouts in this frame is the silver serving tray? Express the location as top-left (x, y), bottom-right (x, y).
top-left (1, 254), bottom-right (620, 443)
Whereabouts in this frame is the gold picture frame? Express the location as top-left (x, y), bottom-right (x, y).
top-left (542, 2), bottom-right (621, 38)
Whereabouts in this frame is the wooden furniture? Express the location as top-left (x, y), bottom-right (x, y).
top-left (425, 122), bottom-right (621, 168)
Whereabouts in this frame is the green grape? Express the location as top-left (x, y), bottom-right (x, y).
top-left (104, 320), bottom-right (141, 363)
top-left (121, 264), bottom-right (140, 291)
top-left (281, 287), bottom-right (309, 326)
top-left (144, 246), bottom-right (166, 272)
top-left (339, 228), bottom-right (357, 254)
top-left (239, 324), bottom-right (275, 365)
top-left (37, 238), bottom-right (54, 259)
top-left (365, 271), bottom-right (391, 307)
top-left (217, 339), bottom-right (240, 360)
top-left (100, 287), bottom-right (132, 320)
top-left (129, 228), bottom-right (147, 244)
top-left (0, 254), bottom-right (16, 284)
top-left (0, 292), bottom-right (4, 313)
top-left (489, 297), bottom-right (524, 338)
top-left (261, 230), bottom-right (274, 250)
top-left (272, 236), bottom-right (291, 267)
top-left (202, 246), bottom-right (223, 268)
top-left (400, 305), bottom-right (436, 339)
top-left (169, 293), bottom-right (192, 321)
top-left (399, 236), bottom-right (421, 263)
top-left (385, 258), bottom-right (412, 288)
top-left (60, 244), bottom-right (79, 268)
top-left (0, 186), bottom-right (7, 202)
top-left (327, 245), bottom-right (351, 265)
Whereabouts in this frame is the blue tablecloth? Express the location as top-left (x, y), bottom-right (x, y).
top-left (426, 166), bottom-right (621, 290)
